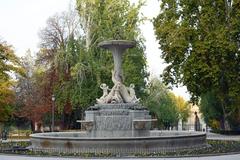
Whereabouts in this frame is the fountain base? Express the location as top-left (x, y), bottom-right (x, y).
top-left (79, 103), bottom-right (153, 137)
top-left (30, 131), bottom-right (206, 154)
top-left (30, 103), bottom-right (207, 154)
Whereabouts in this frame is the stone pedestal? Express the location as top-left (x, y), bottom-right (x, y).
top-left (178, 118), bottom-right (183, 131)
top-left (82, 103), bottom-right (153, 137)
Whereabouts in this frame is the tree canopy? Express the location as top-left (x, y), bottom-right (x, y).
top-left (76, 0), bottom-right (148, 99)
top-left (173, 95), bottom-right (190, 122)
top-left (15, 51), bottom-right (53, 131)
top-left (0, 41), bottom-right (24, 122)
top-left (20, 0), bottom-right (149, 129)
top-left (143, 78), bottom-right (189, 129)
top-left (153, 0), bottom-right (240, 130)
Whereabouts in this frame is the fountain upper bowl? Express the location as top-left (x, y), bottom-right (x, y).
top-left (98, 40), bottom-right (135, 49)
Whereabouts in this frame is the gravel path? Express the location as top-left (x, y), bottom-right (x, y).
top-left (0, 154), bottom-right (240, 160)
top-left (207, 132), bottom-right (240, 141)
top-left (1, 132), bottom-right (240, 159)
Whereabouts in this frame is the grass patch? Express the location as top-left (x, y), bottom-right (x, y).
top-left (139, 140), bottom-right (240, 157)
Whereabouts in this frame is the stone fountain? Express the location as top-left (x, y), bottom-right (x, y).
top-left (79, 40), bottom-right (154, 138)
top-left (30, 40), bottom-right (206, 154)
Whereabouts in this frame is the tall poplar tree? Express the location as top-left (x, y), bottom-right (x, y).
top-left (34, 0), bottom-right (148, 129)
top-left (153, 0), bottom-right (240, 130)
top-left (76, 0), bottom-right (148, 100)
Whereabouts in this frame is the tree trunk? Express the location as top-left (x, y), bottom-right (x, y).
top-left (31, 120), bottom-right (35, 132)
top-left (221, 102), bottom-right (231, 131)
top-left (85, 16), bottom-right (91, 51)
top-left (223, 114), bottom-right (231, 131)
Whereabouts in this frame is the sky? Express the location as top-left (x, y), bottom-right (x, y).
top-left (0, 0), bottom-right (190, 100)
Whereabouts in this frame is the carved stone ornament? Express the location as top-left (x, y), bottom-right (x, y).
top-left (96, 40), bottom-right (140, 104)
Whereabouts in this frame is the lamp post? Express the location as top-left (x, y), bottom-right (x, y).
top-left (51, 95), bottom-right (55, 132)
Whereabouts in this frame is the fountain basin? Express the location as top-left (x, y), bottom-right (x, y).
top-left (30, 39), bottom-right (207, 154)
top-left (30, 131), bottom-right (206, 154)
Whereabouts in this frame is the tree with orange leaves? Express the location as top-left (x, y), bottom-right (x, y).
top-left (0, 40), bottom-right (24, 122)
top-left (15, 51), bottom-right (55, 131)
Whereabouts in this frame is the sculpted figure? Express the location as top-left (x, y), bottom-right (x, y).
top-left (112, 70), bottom-right (140, 103)
top-left (98, 73), bottom-right (122, 103)
top-left (112, 70), bottom-right (131, 103)
top-left (111, 70), bottom-right (119, 85)
top-left (111, 82), bottom-right (123, 103)
top-left (96, 40), bottom-right (140, 104)
top-left (128, 84), bottom-right (136, 97)
top-left (98, 71), bottom-right (122, 103)
top-left (96, 71), bottom-right (139, 104)
top-left (100, 83), bottom-right (109, 96)
top-left (96, 83), bottom-right (109, 104)
top-left (128, 84), bottom-right (140, 103)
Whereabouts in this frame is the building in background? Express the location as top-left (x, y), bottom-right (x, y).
top-left (183, 105), bottom-right (206, 132)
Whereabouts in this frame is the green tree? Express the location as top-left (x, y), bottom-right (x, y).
top-left (153, 0), bottom-right (240, 130)
top-left (200, 91), bottom-right (223, 130)
top-left (38, 9), bottom-right (85, 129)
top-left (76, 0), bottom-right (148, 99)
top-left (36, 0), bottom-right (148, 129)
top-left (144, 78), bottom-right (178, 129)
top-left (0, 41), bottom-right (24, 122)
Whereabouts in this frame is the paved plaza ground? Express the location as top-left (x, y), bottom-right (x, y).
top-left (0, 154), bottom-right (240, 160)
top-left (207, 132), bottom-right (240, 141)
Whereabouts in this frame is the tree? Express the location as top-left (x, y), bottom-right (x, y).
top-left (38, 8), bottom-right (86, 129)
top-left (144, 78), bottom-right (179, 129)
top-left (0, 80), bottom-right (14, 122)
top-left (200, 91), bottom-right (223, 130)
top-left (0, 41), bottom-right (24, 122)
top-left (39, 8), bottom-right (81, 50)
top-left (15, 51), bottom-right (53, 131)
top-left (153, 0), bottom-right (240, 130)
top-left (172, 95), bottom-right (190, 122)
top-left (35, 0), bottom-right (148, 129)
top-left (76, 0), bottom-right (148, 99)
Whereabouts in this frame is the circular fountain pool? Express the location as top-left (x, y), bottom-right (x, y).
top-left (30, 40), bottom-right (206, 154)
top-left (30, 130), bottom-right (206, 154)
